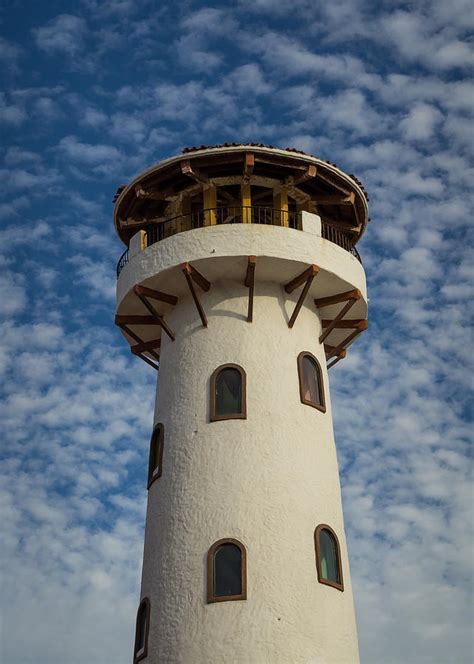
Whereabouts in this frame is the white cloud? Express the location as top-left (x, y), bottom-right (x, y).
top-left (33, 14), bottom-right (88, 57)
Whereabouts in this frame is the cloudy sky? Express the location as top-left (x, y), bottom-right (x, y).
top-left (0, 1), bottom-right (473, 662)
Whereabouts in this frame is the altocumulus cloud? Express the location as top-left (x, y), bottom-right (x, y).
top-left (0, 0), bottom-right (472, 662)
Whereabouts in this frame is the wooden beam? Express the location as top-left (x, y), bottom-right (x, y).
top-left (319, 298), bottom-right (358, 344)
top-left (315, 170), bottom-right (351, 195)
top-left (292, 164), bottom-right (317, 186)
top-left (181, 159), bottom-right (209, 184)
top-left (117, 323), bottom-right (161, 362)
top-left (181, 262), bottom-right (211, 292)
top-left (321, 319), bottom-right (366, 329)
top-left (314, 288), bottom-right (361, 308)
top-left (284, 264), bottom-right (320, 328)
top-left (182, 264), bottom-right (207, 327)
top-left (133, 284), bottom-right (178, 306)
top-left (131, 338), bottom-right (161, 354)
top-left (314, 192), bottom-right (355, 206)
top-left (327, 349), bottom-right (346, 369)
top-left (115, 314), bottom-right (157, 326)
top-left (245, 256), bottom-right (257, 323)
top-left (243, 153), bottom-right (254, 181)
top-left (285, 265), bottom-right (319, 293)
top-left (325, 322), bottom-right (368, 359)
top-left (134, 292), bottom-right (175, 341)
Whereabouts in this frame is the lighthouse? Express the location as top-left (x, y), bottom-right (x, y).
top-left (113, 144), bottom-right (369, 664)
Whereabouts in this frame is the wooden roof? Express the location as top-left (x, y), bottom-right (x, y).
top-left (113, 145), bottom-right (369, 245)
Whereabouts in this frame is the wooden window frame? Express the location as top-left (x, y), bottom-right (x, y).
top-left (133, 597), bottom-right (151, 663)
top-left (297, 351), bottom-right (326, 413)
top-left (314, 524), bottom-right (344, 592)
top-left (210, 363), bottom-right (247, 422)
top-left (147, 423), bottom-right (164, 489)
top-left (207, 538), bottom-right (247, 603)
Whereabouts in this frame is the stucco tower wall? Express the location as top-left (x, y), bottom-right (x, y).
top-left (117, 225), bottom-right (363, 664)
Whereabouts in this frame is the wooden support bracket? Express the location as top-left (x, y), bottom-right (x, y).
top-left (115, 314), bottom-right (157, 326)
top-left (245, 256), bottom-right (257, 323)
top-left (115, 320), bottom-right (160, 369)
top-left (327, 349), bottom-right (347, 370)
top-left (284, 264), bottom-right (319, 329)
top-left (133, 284), bottom-right (178, 306)
top-left (321, 319), bottom-right (366, 329)
top-left (325, 321), bottom-right (368, 359)
top-left (133, 286), bottom-right (176, 341)
top-left (314, 288), bottom-right (361, 309)
top-left (181, 262), bottom-right (211, 328)
top-left (319, 297), bottom-right (358, 344)
top-left (131, 338), bottom-right (161, 354)
top-left (243, 153), bottom-right (254, 182)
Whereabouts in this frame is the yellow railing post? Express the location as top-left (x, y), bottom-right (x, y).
top-left (273, 186), bottom-right (289, 226)
top-left (241, 183), bottom-right (251, 223)
top-left (178, 196), bottom-right (192, 232)
top-left (203, 185), bottom-right (217, 225)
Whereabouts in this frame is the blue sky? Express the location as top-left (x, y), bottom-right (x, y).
top-left (0, 1), bottom-right (472, 662)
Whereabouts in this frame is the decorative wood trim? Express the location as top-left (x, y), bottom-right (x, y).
top-left (133, 597), bottom-right (151, 663)
top-left (210, 363), bottom-right (247, 422)
top-left (147, 424), bottom-right (164, 489)
top-left (181, 262), bottom-right (211, 328)
top-left (319, 298), bottom-right (357, 344)
top-left (245, 256), bottom-right (257, 323)
top-left (207, 538), bottom-right (247, 604)
top-left (297, 351), bottom-right (326, 413)
top-left (314, 288), bottom-right (361, 309)
top-left (284, 265), bottom-right (319, 329)
top-left (314, 524), bottom-right (344, 592)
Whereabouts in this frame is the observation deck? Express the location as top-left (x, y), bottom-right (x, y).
top-left (114, 145), bottom-right (370, 371)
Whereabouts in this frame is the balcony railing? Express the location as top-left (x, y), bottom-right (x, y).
top-left (117, 206), bottom-right (361, 277)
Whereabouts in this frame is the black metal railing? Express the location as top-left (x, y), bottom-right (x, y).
top-left (116, 206), bottom-right (361, 277)
top-left (116, 248), bottom-right (129, 278)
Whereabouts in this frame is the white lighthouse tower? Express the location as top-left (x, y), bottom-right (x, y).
top-left (113, 144), bottom-right (369, 664)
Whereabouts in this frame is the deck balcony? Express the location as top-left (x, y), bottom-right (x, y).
top-left (116, 206), bottom-right (361, 277)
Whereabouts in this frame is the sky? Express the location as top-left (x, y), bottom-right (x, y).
top-left (0, 1), bottom-right (473, 663)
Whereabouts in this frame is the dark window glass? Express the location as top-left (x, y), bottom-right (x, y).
top-left (147, 425), bottom-right (163, 488)
top-left (302, 355), bottom-right (323, 407)
top-left (214, 543), bottom-right (242, 597)
top-left (151, 430), bottom-right (162, 478)
top-left (215, 368), bottom-right (242, 416)
top-left (319, 529), bottom-right (340, 584)
top-left (134, 600), bottom-right (149, 659)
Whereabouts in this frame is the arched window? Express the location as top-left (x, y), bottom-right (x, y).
top-left (210, 364), bottom-right (246, 421)
top-left (207, 538), bottom-right (247, 603)
top-left (133, 597), bottom-right (150, 663)
top-left (297, 352), bottom-right (326, 412)
top-left (147, 424), bottom-right (164, 489)
top-left (314, 525), bottom-right (344, 591)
